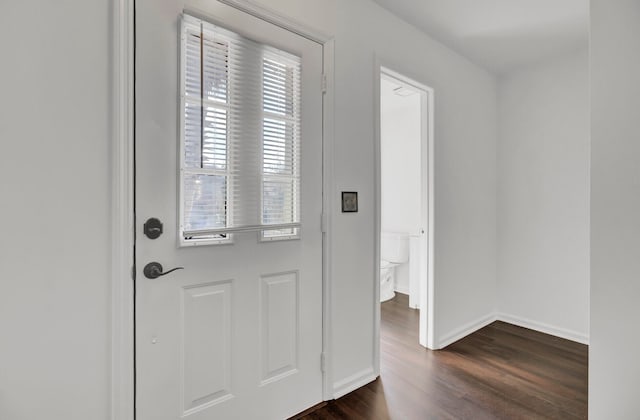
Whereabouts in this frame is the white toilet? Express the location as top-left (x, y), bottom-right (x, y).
top-left (380, 232), bottom-right (409, 302)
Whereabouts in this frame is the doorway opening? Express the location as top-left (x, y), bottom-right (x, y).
top-left (376, 66), bottom-right (435, 360)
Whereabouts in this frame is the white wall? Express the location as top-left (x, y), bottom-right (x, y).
top-left (334, 0), bottom-right (497, 381)
top-left (497, 49), bottom-right (590, 343)
top-left (381, 79), bottom-right (421, 294)
top-left (250, 0), bottom-right (498, 391)
top-left (381, 79), bottom-right (421, 236)
top-left (0, 0), bottom-right (499, 413)
top-left (590, 0), bottom-right (640, 417)
top-left (0, 1), bottom-right (111, 419)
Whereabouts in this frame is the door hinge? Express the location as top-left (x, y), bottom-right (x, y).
top-left (131, 264), bottom-right (136, 281)
top-left (320, 352), bottom-right (326, 373)
top-left (321, 74), bottom-right (327, 94)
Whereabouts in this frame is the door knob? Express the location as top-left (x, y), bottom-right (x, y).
top-left (143, 262), bottom-right (184, 279)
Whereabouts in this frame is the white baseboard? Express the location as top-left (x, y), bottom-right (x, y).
top-left (394, 285), bottom-right (410, 295)
top-left (496, 312), bottom-right (589, 345)
top-left (332, 367), bottom-right (376, 399)
top-left (437, 313), bottom-right (497, 349)
top-left (435, 312), bottom-right (589, 349)
top-left (329, 315), bottom-right (587, 401)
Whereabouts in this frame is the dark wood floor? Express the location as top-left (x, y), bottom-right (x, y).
top-left (295, 293), bottom-right (588, 419)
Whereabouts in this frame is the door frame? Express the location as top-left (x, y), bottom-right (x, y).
top-left (111, 0), bottom-right (135, 419)
top-left (111, 1), bottom-right (335, 418)
top-left (373, 60), bottom-right (436, 372)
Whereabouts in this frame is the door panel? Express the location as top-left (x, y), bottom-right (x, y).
top-left (181, 280), bottom-right (233, 412)
top-left (135, 1), bottom-right (324, 419)
top-left (260, 271), bottom-right (299, 385)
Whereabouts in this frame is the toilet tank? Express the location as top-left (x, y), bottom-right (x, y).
top-left (381, 232), bottom-right (409, 264)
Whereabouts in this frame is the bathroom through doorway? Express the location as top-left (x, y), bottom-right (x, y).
top-left (375, 66), bottom-right (435, 354)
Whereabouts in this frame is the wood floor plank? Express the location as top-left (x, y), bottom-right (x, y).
top-left (293, 293), bottom-right (588, 419)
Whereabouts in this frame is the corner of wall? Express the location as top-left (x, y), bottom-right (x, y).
top-left (332, 367), bottom-right (377, 399)
top-left (437, 312), bottom-right (497, 349)
top-left (496, 313), bottom-right (589, 345)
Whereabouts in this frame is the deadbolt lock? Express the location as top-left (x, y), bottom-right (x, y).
top-left (144, 218), bottom-right (163, 239)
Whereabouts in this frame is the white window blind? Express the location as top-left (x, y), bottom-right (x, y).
top-left (180, 14), bottom-right (302, 243)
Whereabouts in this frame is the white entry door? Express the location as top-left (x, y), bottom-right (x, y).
top-left (135, 1), bottom-right (324, 419)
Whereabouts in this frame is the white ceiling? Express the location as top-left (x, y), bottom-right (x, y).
top-left (371, 0), bottom-right (589, 75)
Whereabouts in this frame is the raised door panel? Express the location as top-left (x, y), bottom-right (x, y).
top-left (181, 280), bottom-right (233, 415)
top-left (260, 271), bottom-right (299, 385)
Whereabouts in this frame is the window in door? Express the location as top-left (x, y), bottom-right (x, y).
top-left (179, 15), bottom-right (301, 245)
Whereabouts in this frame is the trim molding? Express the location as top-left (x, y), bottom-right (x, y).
top-left (332, 367), bottom-right (377, 399)
top-left (394, 285), bottom-right (410, 295)
top-left (497, 313), bottom-right (589, 345)
top-left (321, 39), bottom-right (336, 401)
top-left (436, 312), bottom-right (590, 350)
top-left (437, 313), bottom-right (497, 349)
top-left (111, 0), bottom-right (135, 419)
top-left (374, 60), bottom-right (437, 357)
top-left (217, 0), bottom-right (331, 43)
top-left (372, 58), bottom-right (382, 379)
